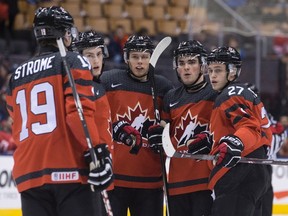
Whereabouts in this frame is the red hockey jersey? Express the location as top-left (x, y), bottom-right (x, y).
top-left (208, 82), bottom-right (272, 189)
top-left (6, 49), bottom-right (100, 192)
top-left (101, 69), bottom-right (173, 189)
top-left (162, 82), bottom-right (217, 195)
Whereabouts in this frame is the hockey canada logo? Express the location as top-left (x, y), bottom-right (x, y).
top-left (116, 102), bottom-right (155, 140)
top-left (174, 111), bottom-right (208, 148)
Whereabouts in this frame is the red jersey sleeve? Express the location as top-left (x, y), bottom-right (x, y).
top-left (64, 67), bottom-right (100, 151)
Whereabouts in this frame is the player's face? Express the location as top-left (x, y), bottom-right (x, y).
top-left (82, 47), bottom-right (104, 78)
top-left (207, 63), bottom-right (228, 91)
top-left (177, 55), bottom-right (201, 85)
top-left (127, 51), bottom-right (150, 81)
top-left (63, 30), bottom-right (73, 47)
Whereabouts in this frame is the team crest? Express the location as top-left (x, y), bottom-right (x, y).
top-left (174, 110), bottom-right (209, 148)
top-left (116, 102), bottom-right (155, 140)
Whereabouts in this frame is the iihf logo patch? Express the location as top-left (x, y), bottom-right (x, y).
top-left (51, 171), bottom-right (79, 181)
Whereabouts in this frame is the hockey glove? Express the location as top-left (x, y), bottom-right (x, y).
top-left (216, 135), bottom-right (244, 168)
top-left (84, 144), bottom-right (113, 192)
top-left (148, 124), bottom-right (164, 154)
top-left (112, 120), bottom-right (142, 154)
top-left (186, 131), bottom-right (212, 154)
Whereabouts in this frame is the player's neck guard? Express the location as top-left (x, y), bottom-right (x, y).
top-left (185, 78), bottom-right (207, 93)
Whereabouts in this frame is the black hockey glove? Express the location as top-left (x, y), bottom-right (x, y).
top-left (148, 124), bottom-right (164, 154)
top-left (216, 135), bottom-right (244, 168)
top-left (186, 131), bottom-right (212, 154)
top-left (84, 144), bottom-right (113, 192)
top-left (112, 120), bottom-right (142, 154)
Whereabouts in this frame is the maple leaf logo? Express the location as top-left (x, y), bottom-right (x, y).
top-left (116, 102), bottom-right (156, 140)
top-left (174, 110), bottom-right (208, 148)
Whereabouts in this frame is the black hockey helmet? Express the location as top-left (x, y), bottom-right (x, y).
top-left (123, 35), bottom-right (155, 62)
top-left (33, 6), bottom-right (74, 41)
top-left (207, 46), bottom-right (242, 77)
top-left (173, 40), bottom-right (207, 68)
top-left (72, 30), bottom-right (109, 58)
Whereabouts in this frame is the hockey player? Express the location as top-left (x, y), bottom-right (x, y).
top-left (5, 6), bottom-right (113, 216)
top-left (72, 30), bottom-right (114, 215)
top-left (101, 35), bottom-right (173, 216)
top-left (204, 46), bottom-right (272, 215)
top-left (155, 40), bottom-right (217, 216)
top-left (72, 30), bottom-right (113, 162)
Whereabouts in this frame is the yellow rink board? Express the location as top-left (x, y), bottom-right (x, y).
top-left (1, 205), bottom-right (287, 216)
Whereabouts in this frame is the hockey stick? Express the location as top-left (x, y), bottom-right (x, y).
top-left (148, 36), bottom-right (172, 216)
top-left (162, 123), bottom-right (288, 166)
top-left (56, 38), bottom-right (113, 216)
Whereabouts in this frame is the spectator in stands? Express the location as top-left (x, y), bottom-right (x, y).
top-left (0, 0), bottom-right (9, 39)
top-left (280, 115), bottom-right (288, 129)
top-left (0, 58), bottom-right (10, 121)
top-left (7, 0), bottom-right (19, 38)
top-left (107, 25), bottom-right (129, 64)
top-left (194, 30), bottom-right (217, 51)
top-left (0, 57), bottom-right (15, 155)
top-left (227, 35), bottom-right (245, 58)
top-left (0, 0), bottom-right (19, 40)
top-left (272, 28), bottom-right (288, 58)
top-left (0, 59), bottom-right (9, 90)
top-left (0, 118), bottom-right (16, 154)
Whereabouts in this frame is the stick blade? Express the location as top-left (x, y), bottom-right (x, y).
top-left (150, 36), bottom-right (172, 68)
top-left (162, 123), bottom-right (175, 157)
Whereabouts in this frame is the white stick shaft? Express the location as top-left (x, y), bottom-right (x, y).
top-left (148, 37), bottom-right (172, 216)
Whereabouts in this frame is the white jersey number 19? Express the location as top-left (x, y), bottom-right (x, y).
top-left (16, 82), bottom-right (57, 141)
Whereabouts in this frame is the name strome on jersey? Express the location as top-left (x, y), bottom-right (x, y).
top-left (14, 56), bottom-right (55, 80)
